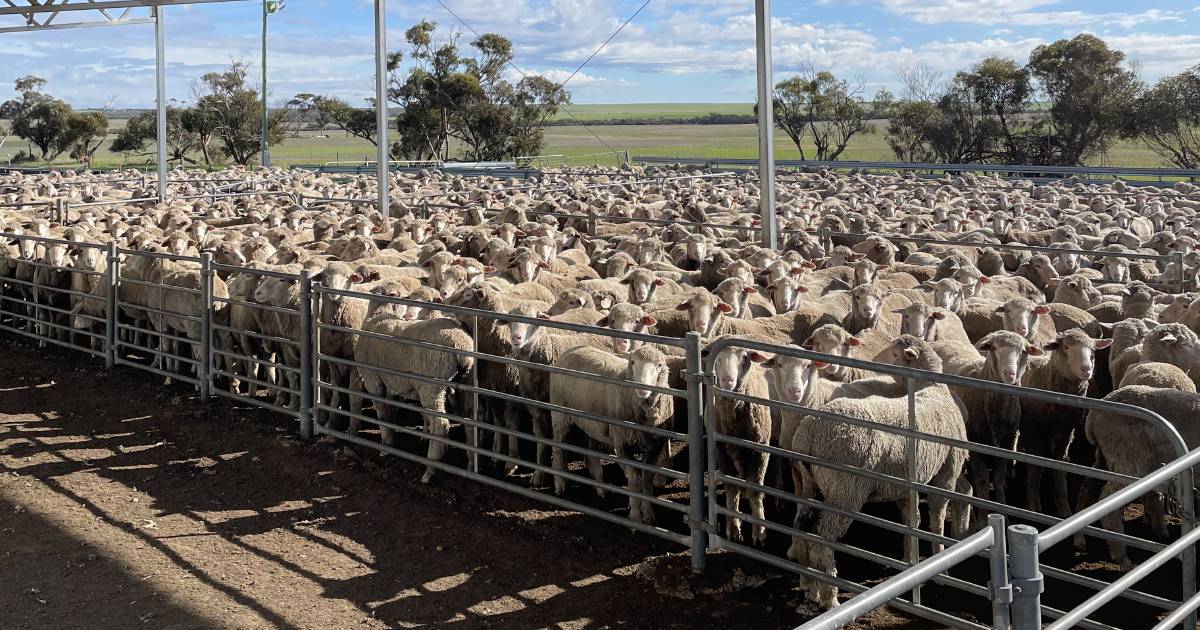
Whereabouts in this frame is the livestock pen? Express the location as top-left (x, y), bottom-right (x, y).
top-left (4, 201), bottom-right (1200, 629)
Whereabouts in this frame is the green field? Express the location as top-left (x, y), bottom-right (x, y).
top-left (0, 106), bottom-right (1177, 170)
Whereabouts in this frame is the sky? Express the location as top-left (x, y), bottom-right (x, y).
top-left (0, 0), bottom-right (1197, 108)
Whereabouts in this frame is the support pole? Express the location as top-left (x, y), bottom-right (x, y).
top-left (104, 242), bottom-right (119, 369)
top-left (198, 252), bottom-right (213, 401)
top-left (298, 269), bottom-right (314, 439)
top-left (154, 7), bottom-right (167, 201)
top-left (260, 0), bottom-right (271, 168)
top-left (988, 514), bottom-right (1013, 630)
top-left (374, 0), bottom-right (390, 217)
top-left (754, 0), bottom-right (777, 250)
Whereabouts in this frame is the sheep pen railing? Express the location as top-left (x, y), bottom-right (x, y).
top-left (3, 231), bottom-right (1200, 629)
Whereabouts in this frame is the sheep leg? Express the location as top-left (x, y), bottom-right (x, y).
top-left (1026, 462), bottom-right (1045, 513)
top-left (1052, 469), bottom-right (1072, 518)
top-left (530, 408), bottom-right (549, 487)
top-left (717, 445), bottom-right (743, 544)
top-left (347, 373), bottom-right (366, 436)
top-left (810, 489), bottom-right (867, 609)
top-left (749, 448), bottom-right (770, 546)
top-left (614, 440), bottom-right (646, 524)
top-left (419, 389), bottom-right (450, 484)
top-left (788, 461), bottom-right (815, 562)
top-left (586, 438), bottom-right (607, 498)
top-left (1145, 491), bottom-right (1169, 540)
top-left (950, 475), bottom-right (973, 540)
top-left (1097, 481), bottom-right (1134, 571)
top-left (503, 403), bottom-right (521, 476)
top-left (967, 456), bottom-right (992, 528)
top-left (551, 412), bottom-right (570, 496)
top-left (635, 437), bottom-right (669, 526)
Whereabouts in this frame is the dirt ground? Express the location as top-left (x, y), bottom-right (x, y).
top-left (0, 337), bottom-right (936, 630)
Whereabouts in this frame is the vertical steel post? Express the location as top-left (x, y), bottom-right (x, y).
top-left (702, 353), bottom-right (720, 546)
top-left (374, 0), bottom-right (390, 218)
top-left (1007, 524), bottom-right (1043, 630)
top-left (1178, 466), bottom-right (1197, 629)
top-left (104, 242), bottom-right (119, 369)
top-left (198, 253), bottom-right (213, 400)
top-left (988, 514), bottom-right (1013, 630)
top-left (154, 7), bottom-right (168, 201)
top-left (1176, 250), bottom-right (1188, 293)
top-left (820, 226), bottom-right (832, 254)
top-left (754, 0), bottom-right (777, 250)
top-left (260, 0), bottom-right (271, 169)
top-left (470, 314), bottom-right (480, 473)
top-left (298, 270), bottom-right (314, 439)
top-left (684, 331), bottom-right (708, 573)
top-left (905, 376), bottom-right (921, 605)
top-left (61, 200), bottom-right (70, 225)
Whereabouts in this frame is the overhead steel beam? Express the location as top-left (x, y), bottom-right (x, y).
top-left (0, 18), bottom-right (153, 33)
top-left (374, 0), bottom-right (389, 217)
top-left (0, 0), bottom-right (245, 16)
top-left (754, 0), bottom-right (777, 250)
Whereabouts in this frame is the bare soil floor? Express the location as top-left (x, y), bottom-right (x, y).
top-left (0, 338), bottom-right (930, 630)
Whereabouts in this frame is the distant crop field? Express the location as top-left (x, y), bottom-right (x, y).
top-left (547, 103), bottom-right (753, 121)
top-left (0, 111), bottom-right (1176, 171)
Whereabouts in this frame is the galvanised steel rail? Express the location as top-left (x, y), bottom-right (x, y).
top-left (2, 231), bottom-right (1200, 629)
top-left (633, 157), bottom-right (1200, 180)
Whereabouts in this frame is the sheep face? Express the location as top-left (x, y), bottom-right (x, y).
top-left (763, 350), bottom-right (822, 403)
top-left (765, 276), bottom-right (808, 313)
top-left (897, 302), bottom-right (945, 341)
top-left (801, 324), bottom-right (857, 379)
top-left (925, 278), bottom-right (964, 312)
top-left (879, 335), bottom-right (943, 372)
top-left (1143, 324), bottom-right (1200, 372)
top-left (725, 260), bottom-right (755, 286)
top-left (506, 303), bottom-right (547, 350)
top-left (675, 292), bottom-right (729, 337)
top-left (621, 268), bottom-right (662, 305)
top-left (978, 331), bottom-right (1039, 385)
top-left (851, 259), bottom-right (879, 287)
top-left (623, 346), bottom-right (669, 401)
top-left (253, 276), bottom-right (296, 308)
top-left (547, 289), bottom-right (594, 316)
top-left (1052, 274), bottom-right (1096, 310)
top-left (1099, 256), bottom-right (1130, 283)
top-left (602, 304), bottom-right (656, 353)
top-left (317, 263), bottom-right (364, 304)
top-left (1020, 255), bottom-right (1058, 287)
top-left (711, 345), bottom-right (770, 392)
top-left (507, 250), bottom-right (545, 284)
top-left (995, 298), bottom-right (1048, 341)
top-left (1043, 331), bottom-right (1112, 381)
top-left (849, 285), bottom-right (885, 327)
top-left (713, 278), bottom-right (756, 319)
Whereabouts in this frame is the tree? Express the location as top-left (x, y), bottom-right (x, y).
top-left (772, 66), bottom-right (873, 161)
top-left (181, 107), bottom-right (220, 167)
top-left (289, 93), bottom-right (379, 145)
top-left (112, 106), bottom-right (200, 164)
top-left (1126, 66), bottom-right (1200, 169)
top-left (1027, 34), bottom-right (1142, 165)
top-left (387, 21), bottom-right (569, 162)
top-left (192, 61), bottom-right (286, 165)
top-left (958, 57), bottom-right (1033, 162)
top-left (883, 77), bottom-right (1002, 164)
top-left (12, 97), bottom-right (74, 159)
top-left (59, 111), bottom-right (109, 161)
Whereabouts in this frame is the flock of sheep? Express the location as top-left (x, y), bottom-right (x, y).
top-left (3, 164), bottom-right (1200, 612)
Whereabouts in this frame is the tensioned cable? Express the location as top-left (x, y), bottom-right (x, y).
top-left (432, 0), bottom-right (655, 161)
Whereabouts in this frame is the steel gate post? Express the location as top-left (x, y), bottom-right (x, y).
top-left (198, 252), bottom-right (213, 400)
top-left (1177, 250), bottom-right (1188, 293)
top-left (905, 376), bottom-right (921, 605)
top-left (819, 227), bottom-right (832, 254)
top-left (1008, 524), bottom-right (1043, 630)
top-left (298, 270), bottom-right (314, 440)
top-left (104, 242), bottom-right (119, 369)
top-left (988, 514), bottom-right (1013, 630)
top-left (1178, 467), bottom-right (1197, 629)
top-left (684, 331), bottom-right (708, 573)
top-left (61, 200), bottom-right (70, 225)
top-left (702, 348), bottom-right (720, 549)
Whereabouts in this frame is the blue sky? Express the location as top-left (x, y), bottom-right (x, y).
top-left (1, 0), bottom-right (1197, 108)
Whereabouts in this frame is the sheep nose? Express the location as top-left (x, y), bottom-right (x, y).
top-left (788, 387), bottom-right (805, 401)
top-left (720, 378), bottom-right (735, 389)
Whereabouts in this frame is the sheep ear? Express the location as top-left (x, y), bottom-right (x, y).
top-left (1098, 321), bottom-right (1116, 335)
top-left (797, 286), bottom-right (810, 293)
top-left (653, 278), bottom-right (665, 286)
top-left (484, 265), bottom-right (496, 273)
top-left (762, 357), bottom-right (779, 369)
top-left (743, 286), bottom-right (757, 294)
top-left (1042, 340), bottom-right (1062, 351)
top-left (812, 360), bottom-right (829, 369)
top-left (537, 261), bottom-right (550, 269)
top-left (676, 301), bottom-right (691, 311)
top-left (1026, 345), bottom-right (1043, 356)
top-left (993, 305), bottom-right (1007, 315)
top-left (979, 275), bottom-right (991, 284)
top-left (716, 302), bottom-right (734, 314)
top-left (641, 315), bottom-right (657, 326)
top-left (1034, 305), bottom-right (1050, 315)
top-left (932, 310), bottom-right (946, 320)
top-left (537, 312), bottom-right (550, 320)
top-left (747, 351), bottom-right (770, 363)
top-left (596, 316), bottom-right (609, 327)
top-left (903, 347), bottom-right (920, 360)
top-left (846, 336), bottom-right (861, 347)
top-left (1093, 338), bottom-right (1113, 350)
top-left (977, 339), bottom-right (994, 352)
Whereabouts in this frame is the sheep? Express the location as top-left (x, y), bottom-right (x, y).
top-left (1020, 329), bottom-right (1112, 516)
top-left (549, 345), bottom-right (674, 523)
top-left (939, 331), bottom-right (1041, 514)
top-left (709, 336), bottom-right (775, 545)
top-left (783, 336), bottom-right (970, 610)
top-left (1107, 318), bottom-right (1154, 387)
top-left (895, 300), bottom-right (972, 345)
top-left (1141, 323), bottom-right (1200, 386)
top-left (350, 284), bottom-right (476, 483)
top-left (1119, 362), bottom-right (1197, 392)
top-left (713, 276), bottom-right (774, 319)
top-left (1081, 386), bottom-right (1200, 569)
